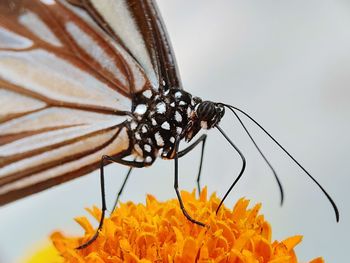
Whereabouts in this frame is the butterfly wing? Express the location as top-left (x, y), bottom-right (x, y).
top-left (0, 0), bottom-right (181, 205)
top-left (67, 0), bottom-right (182, 91)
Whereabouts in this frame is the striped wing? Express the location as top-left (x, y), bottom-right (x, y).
top-left (67, 0), bottom-right (183, 91)
top-left (0, 0), bottom-right (182, 205)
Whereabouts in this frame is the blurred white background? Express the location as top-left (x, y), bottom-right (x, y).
top-left (1, 1), bottom-right (349, 262)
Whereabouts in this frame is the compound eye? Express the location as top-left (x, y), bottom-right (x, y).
top-left (216, 104), bottom-right (225, 117)
top-left (197, 101), bottom-right (215, 121)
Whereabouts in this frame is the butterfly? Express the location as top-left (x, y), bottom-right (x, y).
top-left (0, 0), bottom-right (339, 248)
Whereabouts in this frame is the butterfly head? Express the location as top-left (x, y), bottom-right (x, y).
top-left (185, 98), bottom-right (225, 141)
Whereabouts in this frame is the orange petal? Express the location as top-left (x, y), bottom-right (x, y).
top-left (282, 235), bottom-right (303, 251)
top-left (48, 188), bottom-right (322, 263)
top-left (309, 257), bottom-right (325, 263)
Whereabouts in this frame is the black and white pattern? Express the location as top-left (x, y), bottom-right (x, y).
top-left (127, 88), bottom-right (225, 164)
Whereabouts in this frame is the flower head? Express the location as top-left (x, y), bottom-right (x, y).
top-left (47, 187), bottom-right (323, 263)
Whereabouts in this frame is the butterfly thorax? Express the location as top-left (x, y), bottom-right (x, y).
top-left (128, 88), bottom-right (225, 165)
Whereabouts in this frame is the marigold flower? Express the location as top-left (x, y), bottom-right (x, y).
top-left (26, 187), bottom-right (324, 263)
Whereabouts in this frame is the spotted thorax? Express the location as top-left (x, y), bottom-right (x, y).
top-left (129, 88), bottom-right (225, 164)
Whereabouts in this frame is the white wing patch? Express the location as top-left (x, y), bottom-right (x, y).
top-left (89, 0), bottom-right (158, 89)
top-left (19, 11), bottom-right (62, 47)
top-left (0, 126), bottom-right (127, 177)
top-left (0, 27), bottom-right (33, 49)
top-left (0, 127), bottom-right (129, 195)
top-left (112, 41), bottom-right (147, 93)
top-left (0, 49), bottom-right (131, 111)
top-left (0, 107), bottom-right (125, 147)
top-left (65, 21), bottom-right (127, 86)
top-left (0, 107), bottom-right (120, 134)
top-left (0, 88), bottom-right (46, 119)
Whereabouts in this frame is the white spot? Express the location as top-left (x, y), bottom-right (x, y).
top-left (20, 11), bottom-right (61, 47)
top-left (175, 111), bottom-right (182, 123)
top-left (187, 107), bottom-right (192, 117)
top-left (135, 132), bottom-right (141, 140)
top-left (130, 121), bottom-right (137, 130)
top-left (155, 132), bottom-right (164, 146)
top-left (156, 102), bottom-right (166, 114)
top-left (151, 118), bottom-right (157, 126)
top-left (161, 121), bottom-right (170, 130)
top-left (136, 156), bottom-right (144, 162)
top-left (134, 144), bottom-right (143, 155)
top-left (175, 91), bottom-right (182, 98)
top-left (161, 149), bottom-right (168, 157)
top-left (170, 102), bottom-right (175, 107)
top-left (170, 137), bottom-right (175, 143)
top-left (201, 121), bottom-right (208, 129)
top-left (179, 101), bottom-right (186, 106)
top-left (40, 0), bottom-right (55, 4)
top-left (176, 127), bottom-right (182, 134)
top-left (143, 90), bottom-right (152, 98)
top-left (162, 80), bottom-right (166, 86)
top-left (164, 90), bottom-right (170, 95)
top-left (134, 104), bottom-right (147, 115)
top-left (141, 125), bottom-right (148, 133)
top-left (145, 156), bottom-right (152, 163)
top-left (144, 144), bottom-right (151, 152)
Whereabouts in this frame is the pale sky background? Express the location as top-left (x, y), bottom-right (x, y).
top-left (1, 1), bottom-right (349, 262)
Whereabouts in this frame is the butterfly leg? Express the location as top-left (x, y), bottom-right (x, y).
top-left (111, 167), bottom-right (133, 212)
top-left (77, 155), bottom-right (143, 249)
top-left (215, 125), bottom-right (246, 214)
top-left (174, 140), bottom-right (206, 227)
top-left (177, 134), bottom-right (207, 195)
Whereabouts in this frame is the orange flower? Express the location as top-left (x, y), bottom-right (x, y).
top-left (46, 187), bottom-right (323, 263)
